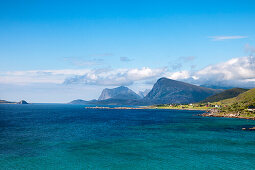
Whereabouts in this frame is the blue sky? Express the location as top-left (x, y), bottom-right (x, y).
top-left (0, 0), bottom-right (255, 102)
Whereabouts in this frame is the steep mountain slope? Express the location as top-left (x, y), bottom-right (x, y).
top-left (98, 86), bottom-right (141, 100)
top-left (202, 88), bottom-right (248, 103)
top-left (144, 77), bottom-right (220, 104)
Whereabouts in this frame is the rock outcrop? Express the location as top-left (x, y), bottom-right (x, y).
top-left (98, 86), bottom-right (141, 101)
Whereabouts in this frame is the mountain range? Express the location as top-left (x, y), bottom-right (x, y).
top-left (69, 77), bottom-right (222, 105)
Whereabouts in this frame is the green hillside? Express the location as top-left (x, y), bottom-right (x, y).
top-left (202, 88), bottom-right (248, 103)
top-left (215, 88), bottom-right (255, 116)
top-left (219, 88), bottom-right (255, 106)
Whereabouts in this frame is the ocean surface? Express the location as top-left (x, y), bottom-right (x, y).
top-left (0, 104), bottom-right (255, 170)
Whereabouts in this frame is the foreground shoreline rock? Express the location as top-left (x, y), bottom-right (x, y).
top-left (200, 112), bottom-right (255, 120)
top-left (242, 127), bottom-right (255, 131)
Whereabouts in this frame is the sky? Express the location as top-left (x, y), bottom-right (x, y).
top-left (0, 0), bottom-right (255, 103)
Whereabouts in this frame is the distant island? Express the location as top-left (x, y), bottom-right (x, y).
top-left (0, 100), bottom-right (29, 104)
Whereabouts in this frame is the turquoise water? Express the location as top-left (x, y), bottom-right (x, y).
top-left (0, 104), bottom-right (255, 169)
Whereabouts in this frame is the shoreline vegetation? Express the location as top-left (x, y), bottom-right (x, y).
top-left (151, 87), bottom-right (255, 122)
top-left (151, 103), bottom-right (255, 119)
top-left (151, 103), bottom-right (255, 130)
top-left (85, 102), bottom-right (255, 120)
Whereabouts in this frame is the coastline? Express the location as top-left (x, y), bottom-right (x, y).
top-left (151, 107), bottom-right (255, 121)
top-left (200, 112), bottom-right (255, 120)
top-left (84, 106), bottom-right (208, 111)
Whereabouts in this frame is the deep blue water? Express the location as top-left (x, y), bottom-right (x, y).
top-left (0, 104), bottom-right (255, 169)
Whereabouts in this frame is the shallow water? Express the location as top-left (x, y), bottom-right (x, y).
top-left (0, 104), bottom-right (255, 169)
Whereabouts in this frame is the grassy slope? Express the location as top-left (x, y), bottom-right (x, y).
top-left (151, 88), bottom-right (255, 119)
top-left (218, 88), bottom-right (255, 106)
top-left (201, 88), bottom-right (248, 103)
top-left (211, 88), bottom-right (255, 118)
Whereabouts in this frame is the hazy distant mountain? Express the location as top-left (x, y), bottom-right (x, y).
top-left (201, 88), bottom-right (248, 103)
top-left (69, 99), bottom-right (89, 104)
top-left (98, 86), bottom-right (141, 100)
top-left (0, 100), bottom-right (15, 104)
top-left (69, 86), bottom-right (142, 105)
top-left (69, 99), bottom-right (98, 104)
top-left (144, 77), bottom-right (220, 104)
top-left (0, 99), bottom-right (28, 104)
top-left (17, 100), bottom-right (28, 104)
top-left (91, 98), bottom-right (142, 105)
top-left (138, 89), bottom-right (151, 98)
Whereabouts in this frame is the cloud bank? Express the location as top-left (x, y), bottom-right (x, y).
top-left (64, 67), bottom-right (166, 86)
top-left (1, 56), bottom-right (255, 89)
top-left (191, 56), bottom-right (255, 88)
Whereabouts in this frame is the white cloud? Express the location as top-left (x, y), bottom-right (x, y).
top-left (165, 71), bottom-right (190, 80)
top-left (209, 36), bottom-right (247, 41)
top-left (0, 67), bottom-right (167, 86)
top-left (120, 57), bottom-right (132, 62)
top-left (0, 69), bottom-right (90, 84)
top-left (195, 56), bottom-right (255, 81)
top-left (1, 56), bottom-right (255, 89)
top-left (64, 67), bottom-right (167, 86)
top-left (186, 56), bottom-right (255, 88)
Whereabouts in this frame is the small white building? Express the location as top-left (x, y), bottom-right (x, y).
top-left (247, 106), bottom-right (255, 112)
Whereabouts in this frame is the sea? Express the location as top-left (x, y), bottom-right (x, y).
top-left (0, 104), bottom-right (255, 170)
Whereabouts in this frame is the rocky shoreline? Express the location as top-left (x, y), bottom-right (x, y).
top-left (200, 112), bottom-right (255, 120)
top-left (200, 111), bottom-right (255, 131)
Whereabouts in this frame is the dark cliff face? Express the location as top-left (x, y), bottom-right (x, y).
top-left (98, 86), bottom-right (141, 101)
top-left (17, 100), bottom-right (28, 104)
top-left (144, 77), bottom-right (219, 104)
